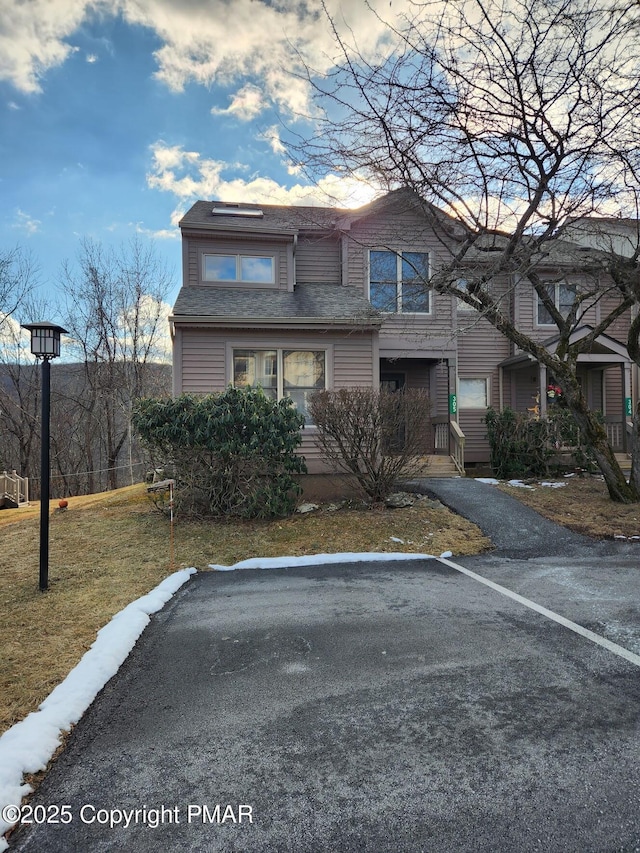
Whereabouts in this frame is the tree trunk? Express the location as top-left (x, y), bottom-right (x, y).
top-left (629, 412), bottom-right (640, 494)
top-left (568, 394), bottom-right (639, 503)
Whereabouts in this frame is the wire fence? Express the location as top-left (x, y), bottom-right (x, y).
top-left (27, 461), bottom-right (148, 484)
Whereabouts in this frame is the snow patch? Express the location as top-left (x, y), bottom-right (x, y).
top-left (209, 552), bottom-right (437, 571)
top-left (0, 568), bottom-right (197, 849)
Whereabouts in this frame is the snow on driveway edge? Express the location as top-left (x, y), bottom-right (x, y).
top-left (0, 567), bottom-right (197, 850)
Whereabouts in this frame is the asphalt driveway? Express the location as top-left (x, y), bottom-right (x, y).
top-left (9, 550), bottom-right (640, 853)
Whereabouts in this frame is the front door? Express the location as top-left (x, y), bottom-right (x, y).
top-left (380, 373), bottom-right (405, 393)
top-left (380, 373), bottom-right (406, 449)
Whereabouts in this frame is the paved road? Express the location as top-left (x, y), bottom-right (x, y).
top-left (9, 546), bottom-right (640, 852)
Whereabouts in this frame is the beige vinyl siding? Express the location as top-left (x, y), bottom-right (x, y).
top-left (457, 316), bottom-right (510, 461)
top-left (517, 273), bottom-right (605, 341)
top-left (333, 337), bottom-right (376, 388)
top-left (458, 411), bottom-right (490, 463)
top-left (599, 291), bottom-right (632, 343)
top-left (184, 236), bottom-right (291, 290)
top-left (604, 364), bottom-right (623, 415)
top-left (513, 371), bottom-right (540, 413)
top-left (180, 329), bottom-right (226, 392)
top-left (295, 234), bottom-right (341, 285)
top-left (344, 210), bottom-right (457, 340)
top-left (174, 325), bottom-right (376, 473)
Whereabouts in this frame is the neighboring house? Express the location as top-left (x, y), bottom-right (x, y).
top-left (170, 189), bottom-right (636, 472)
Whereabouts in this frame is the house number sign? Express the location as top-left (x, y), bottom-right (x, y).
top-left (449, 394), bottom-right (457, 415)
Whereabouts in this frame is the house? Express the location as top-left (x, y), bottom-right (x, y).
top-left (170, 189), bottom-right (636, 474)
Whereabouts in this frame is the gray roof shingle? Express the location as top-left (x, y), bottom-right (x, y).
top-left (172, 283), bottom-right (382, 325)
top-left (179, 201), bottom-right (341, 234)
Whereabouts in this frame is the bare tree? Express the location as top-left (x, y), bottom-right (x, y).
top-left (289, 0), bottom-right (640, 501)
top-left (0, 294), bottom-right (54, 492)
top-left (0, 246), bottom-right (37, 331)
top-left (60, 237), bottom-right (173, 490)
top-left (309, 388), bottom-right (432, 501)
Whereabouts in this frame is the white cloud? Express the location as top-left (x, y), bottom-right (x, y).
top-left (85, 53), bottom-right (98, 63)
top-left (0, 0), bottom-right (404, 117)
top-left (260, 125), bottom-right (286, 157)
top-left (146, 141), bottom-right (379, 209)
top-left (0, 0), bottom-right (86, 93)
top-left (134, 223), bottom-right (180, 241)
top-left (211, 84), bottom-right (266, 122)
top-left (12, 210), bottom-right (41, 235)
top-left (0, 313), bottom-right (33, 362)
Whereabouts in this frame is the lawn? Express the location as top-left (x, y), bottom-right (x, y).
top-left (496, 474), bottom-right (640, 539)
top-left (0, 483), bottom-right (489, 736)
top-left (2, 473), bottom-right (637, 742)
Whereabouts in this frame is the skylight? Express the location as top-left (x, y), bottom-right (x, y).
top-left (212, 204), bottom-right (264, 218)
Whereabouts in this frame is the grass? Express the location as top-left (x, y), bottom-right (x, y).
top-left (4, 473), bottom-right (636, 747)
top-left (496, 474), bottom-right (640, 539)
top-left (0, 484), bottom-right (490, 737)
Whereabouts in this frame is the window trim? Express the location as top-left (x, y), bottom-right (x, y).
top-left (458, 377), bottom-right (490, 409)
top-left (228, 343), bottom-right (333, 425)
top-left (202, 252), bottom-right (276, 285)
top-left (535, 280), bottom-right (578, 328)
top-left (368, 249), bottom-right (431, 315)
top-left (456, 278), bottom-right (482, 312)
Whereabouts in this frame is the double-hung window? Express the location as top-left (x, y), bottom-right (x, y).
top-left (369, 250), bottom-right (430, 313)
top-left (537, 282), bottom-right (576, 326)
top-left (233, 349), bottom-right (326, 423)
top-left (203, 254), bottom-right (275, 284)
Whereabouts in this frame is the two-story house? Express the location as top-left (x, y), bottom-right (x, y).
top-left (170, 188), bottom-right (636, 474)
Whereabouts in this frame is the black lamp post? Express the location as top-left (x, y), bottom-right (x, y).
top-left (22, 322), bottom-right (67, 591)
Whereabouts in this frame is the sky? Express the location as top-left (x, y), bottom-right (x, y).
top-left (0, 0), bottom-right (397, 316)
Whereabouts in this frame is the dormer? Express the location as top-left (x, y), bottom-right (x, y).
top-left (179, 201), bottom-right (300, 292)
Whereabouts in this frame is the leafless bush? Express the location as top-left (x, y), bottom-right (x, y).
top-left (309, 388), bottom-right (432, 501)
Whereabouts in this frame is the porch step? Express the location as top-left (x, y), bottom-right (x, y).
top-left (421, 455), bottom-right (464, 478)
top-left (615, 453), bottom-right (631, 472)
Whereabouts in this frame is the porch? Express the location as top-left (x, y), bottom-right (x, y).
top-left (0, 470), bottom-right (29, 509)
top-left (499, 328), bottom-right (633, 453)
top-left (380, 355), bottom-right (465, 476)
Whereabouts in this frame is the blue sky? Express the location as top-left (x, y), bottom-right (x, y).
top-left (0, 1), bottom-right (391, 312)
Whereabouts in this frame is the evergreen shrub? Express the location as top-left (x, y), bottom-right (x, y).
top-left (132, 387), bottom-right (306, 518)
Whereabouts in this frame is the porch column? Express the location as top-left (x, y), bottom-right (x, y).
top-left (538, 363), bottom-right (547, 417)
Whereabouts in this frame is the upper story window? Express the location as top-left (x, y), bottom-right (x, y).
top-left (537, 282), bottom-right (576, 326)
top-left (203, 253), bottom-right (275, 284)
top-left (369, 250), bottom-right (430, 314)
top-left (456, 278), bottom-right (483, 312)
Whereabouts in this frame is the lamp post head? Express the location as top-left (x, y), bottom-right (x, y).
top-left (21, 322), bottom-right (68, 360)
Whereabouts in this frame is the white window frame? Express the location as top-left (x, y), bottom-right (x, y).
top-left (229, 345), bottom-right (331, 425)
top-left (368, 250), bottom-right (431, 315)
top-left (535, 281), bottom-right (577, 327)
top-left (458, 377), bottom-right (490, 409)
top-left (456, 278), bottom-right (483, 312)
top-left (202, 253), bottom-right (275, 285)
